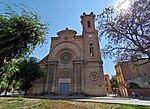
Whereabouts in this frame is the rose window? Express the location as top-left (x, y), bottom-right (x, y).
top-left (60, 52), bottom-right (72, 64)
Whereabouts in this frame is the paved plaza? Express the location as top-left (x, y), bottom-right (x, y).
top-left (25, 94), bottom-right (150, 106)
top-left (75, 96), bottom-right (150, 106)
top-left (1, 93), bottom-right (150, 106)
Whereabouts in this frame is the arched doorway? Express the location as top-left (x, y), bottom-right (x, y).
top-left (59, 72), bottom-right (71, 95)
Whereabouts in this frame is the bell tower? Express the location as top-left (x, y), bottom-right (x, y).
top-left (81, 12), bottom-right (106, 96)
top-left (81, 12), bottom-right (96, 34)
top-left (80, 12), bottom-right (102, 62)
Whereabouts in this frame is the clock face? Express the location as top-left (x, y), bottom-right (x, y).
top-left (88, 34), bottom-right (92, 37)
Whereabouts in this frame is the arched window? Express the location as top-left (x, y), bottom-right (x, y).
top-left (107, 88), bottom-right (109, 91)
top-left (87, 21), bottom-right (91, 28)
top-left (89, 43), bottom-right (94, 57)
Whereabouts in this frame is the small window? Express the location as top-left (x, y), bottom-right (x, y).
top-left (87, 21), bottom-right (91, 28)
top-left (89, 43), bottom-right (94, 57)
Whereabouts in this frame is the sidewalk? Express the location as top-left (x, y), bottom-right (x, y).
top-left (1, 93), bottom-right (150, 106)
top-left (77, 96), bottom-right (150, 106)
top-left (26, 94), bottom-right (150, 106)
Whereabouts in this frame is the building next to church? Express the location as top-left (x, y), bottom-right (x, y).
top-left (115, 61), bottom-right (150, 97)
top-left (28, 12), bottom-right (106, 96)
top-left (104, 74), bottom-right (112, 95)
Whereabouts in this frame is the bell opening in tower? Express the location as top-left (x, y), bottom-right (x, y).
top-left (87, 21), bottom-right (91, 28)
top-left (89, 43), bottom-right (94, 57)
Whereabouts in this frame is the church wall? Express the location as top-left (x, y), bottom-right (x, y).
top-left (28, 12), bottom-right (106, 96)
top-left (83, 62), bottom-right (106, 95)
top-left (81, 12), bottom-right (106, 96)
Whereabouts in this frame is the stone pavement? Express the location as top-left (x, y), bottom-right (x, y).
top-left (1, 93), bottom-right (150, 106)
top-left (25, 94), bottom-right (150, 106)
top-left (75, 96), bottom-right (150, 106)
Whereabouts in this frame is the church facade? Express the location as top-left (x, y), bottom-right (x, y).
top-left (28, 12), bottom-right (106, 96)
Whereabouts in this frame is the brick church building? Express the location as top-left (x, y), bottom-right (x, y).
top-left (28, 12), bottom-right (106, 96)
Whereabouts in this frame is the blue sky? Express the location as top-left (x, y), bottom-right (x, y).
top-left (1, 0), bottom-right (122, 76)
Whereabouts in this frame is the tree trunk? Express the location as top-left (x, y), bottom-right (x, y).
top-left (24, 89), bottom-right (28, 96)
top-left (4, 79), bottom-right (12, 96)
top-left (4, 86), bottom-right (9, 96)
top-left (0, 53), bottom-right (6, 68)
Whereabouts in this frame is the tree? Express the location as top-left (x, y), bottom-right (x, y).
top-left (19, 57), bottom-right (43, 96)
top-left (0, 57), bottom-right (43, 96)
top-left (0, 3), bottom-right (48, 67)
top-left (96, 0), bottom-right (150, 65)
top-left (127, 82), bottom-right (141, 89)
top-left (0, 59), bottom-right (20, 96)
top-left (110, 75), bottom-right (118, 94)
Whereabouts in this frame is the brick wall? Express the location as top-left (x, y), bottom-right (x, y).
top-left (128, 89), bottom-right (150, 97)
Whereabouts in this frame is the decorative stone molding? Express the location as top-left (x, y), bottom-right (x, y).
top-left (90, 72), bottom-right (99, 81)
top-left (50, 41), bottom-right (81, 59)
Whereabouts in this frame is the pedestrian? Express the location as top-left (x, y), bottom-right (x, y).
top-left (140, 92), bottom-right (144, 99)
top-left (131, 91), bottom-right (135, 98)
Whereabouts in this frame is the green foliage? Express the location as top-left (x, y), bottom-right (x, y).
top-left (116, 104), bottom-right (150, 109)
top-left (127, 82), bottom-right (141, 89)
top-left (0, 2), bottom-right (48, 66)
top-left (110, 75), bottom-right (118, 92)
top-left (96, 0), bottom-right (150, 64)
top-left (0, 59), bottom-right (20, 93)
top-left (0, 57), bottom-right (43, 95)
top-left (19, 57), bottom-right (43, 95)
top-left (0, 2), bottom-right (47, 95)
